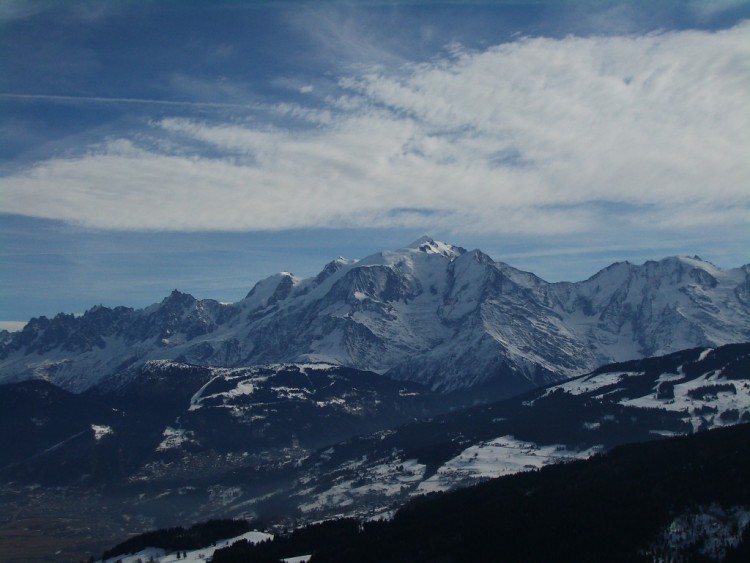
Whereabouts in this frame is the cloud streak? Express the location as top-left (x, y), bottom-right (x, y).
top-left (0, 93), bottom-right (263, 110)
top-left (2, 23), bottom-right (749, 239)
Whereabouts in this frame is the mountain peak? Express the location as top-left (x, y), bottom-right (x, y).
top-left (406, 235), bottom-right (435, 248)
top-left (315, 257), bottom-right (355, 285)
top-left (244, 271), bottom-right (300, 302)
top-left (675, 255), bottom-right (717, 269)
top-left (405, 236), bottom-right (465, 259)
top-left (161, 289), bottom-right (196, 307)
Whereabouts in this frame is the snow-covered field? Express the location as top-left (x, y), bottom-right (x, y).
top-left (417, 436), bottom-right (601, 494)
top-left (543, 371), bottom-right (638, 398)
top-left (296, 437), bottom-right (602, 519)
top-left (299, 458), bottom-right (426, 515)
top-left (621, 372), bottom-right (750, 432)
top-left (100, 530), bottom-right (273, 563)
top-left (92, 424), bottom-right (114, 441)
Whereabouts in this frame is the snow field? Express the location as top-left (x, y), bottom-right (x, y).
top-left (100, 530), bottom-right (273, 563)
top-left (621, 372), bottom-right (750, 432)
top-left (156, 427), bottom-right (194, 451)
top-left (417, 436), bottom-right (601, 494)
top-left (92, 424), bottom-right (114, 441)
top-left (543, 371), bottom-right (636, 397)
top-left (299, 458), bottom-right (426, 514)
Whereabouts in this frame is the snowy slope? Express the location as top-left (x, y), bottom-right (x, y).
top-left (1, 238), bottom-right (748, 397)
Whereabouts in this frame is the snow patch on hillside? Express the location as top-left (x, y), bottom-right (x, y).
top-left (156, 426), bottom-right (195, 451)
top-left (100, 530), bottom-right (273, 563)
top-left (91, 424), bottom-right (113, 441)
top-left (417, 436), bottom-right (602, 494)
top-left (542, 371), bottom-right (639, 398)
top-left (621, 372), bottom-right (750, 431)
top-left (299, 458), bottom-right (426, 515)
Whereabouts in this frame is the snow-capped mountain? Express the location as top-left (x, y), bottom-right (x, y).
top-left (1, 238), bottom-right (748, 397)
top-left (552, 255), bottom-right (750, 362)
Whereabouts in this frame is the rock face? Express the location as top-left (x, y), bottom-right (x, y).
top-left (1, 238), bottom-right (748, 397)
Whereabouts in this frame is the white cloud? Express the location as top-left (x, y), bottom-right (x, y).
top-left (2, 23), bottom-right (749, 238)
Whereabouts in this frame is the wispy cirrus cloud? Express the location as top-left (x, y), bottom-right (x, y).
top-left (2, 23), bottom-right (749, 238)
top-left (0, 93), bottom-right (263, 110)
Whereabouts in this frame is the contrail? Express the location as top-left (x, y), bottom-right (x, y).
top-left (0, 93), bottom-right (262, 110)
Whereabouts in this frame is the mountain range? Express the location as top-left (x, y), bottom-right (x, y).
top-left (1, 239), bottom-right (749, 561)
top-left (2, 238), bottom-right (748, 400)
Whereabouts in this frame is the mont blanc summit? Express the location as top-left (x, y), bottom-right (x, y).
top-left (1, 239), bottom-right (748, 399)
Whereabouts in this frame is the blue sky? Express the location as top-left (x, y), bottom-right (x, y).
top-left (1, 0), bottom-right (749, 326)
